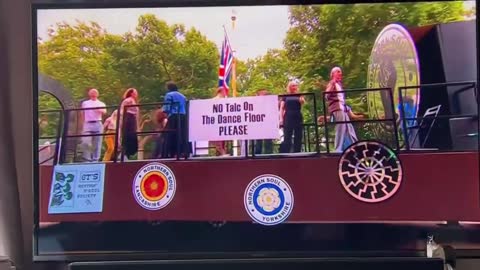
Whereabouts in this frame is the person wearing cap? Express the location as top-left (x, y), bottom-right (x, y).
top-left (80, 88), bottom-right (107, 162)
top-left (324, 67), bottom-right (358, 152)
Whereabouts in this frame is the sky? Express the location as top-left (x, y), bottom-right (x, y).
top-left (37, 1), bottom-right (475, 61)
top-left (37, 6), bottom-right (290, 61)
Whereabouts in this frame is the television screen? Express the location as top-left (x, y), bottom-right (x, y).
top-left (34, 0), bottom-right (479, 260)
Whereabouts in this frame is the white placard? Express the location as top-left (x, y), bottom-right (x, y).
top-left (48, 163), bottom-right (106, 214)
top-left (189, 95), bottom-right (280, 142)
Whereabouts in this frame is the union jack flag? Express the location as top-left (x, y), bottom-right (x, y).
top-left (218, 32), bottom-right (233, 95)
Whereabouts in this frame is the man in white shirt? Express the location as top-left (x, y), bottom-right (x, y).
top-left (81, 88), bottom-right (106, 162)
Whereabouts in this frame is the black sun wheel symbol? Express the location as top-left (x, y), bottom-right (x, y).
top-left (338, 141), bottom-right (403, 203)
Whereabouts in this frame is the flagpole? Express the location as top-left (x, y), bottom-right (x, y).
top-left (229, 10), bottom-right (242, 157)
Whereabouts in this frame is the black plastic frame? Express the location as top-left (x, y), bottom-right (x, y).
top-left (31, 0), bottom-right (480, 262)
top-left (67, 257), bottom-right (444, 270)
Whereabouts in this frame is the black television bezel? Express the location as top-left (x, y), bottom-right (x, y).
top-left (31, 0), bottom-right (480, 262)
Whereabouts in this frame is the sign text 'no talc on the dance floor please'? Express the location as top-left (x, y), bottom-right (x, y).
top-left (48, 163), bottom-right (106, 214)
top-left (189, 95), bottom-right (280, 142)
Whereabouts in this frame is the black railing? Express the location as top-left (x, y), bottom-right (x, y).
top-left (322, 87), bottom-right (400, 153)
top-left (39, 82), bottom-right (479, 165)
top-left (59, 105), bottom-right (118, 164)
top-left (55, 102), bottom-right (182, 164)
top-left (398, 82), bottom-right (478, 151)
top-left (115, 102), bottom-right (182, 162)
top-left (38, 109), bottom-right (63, 165)
top-left (249, 92), bottom-right (319, 157)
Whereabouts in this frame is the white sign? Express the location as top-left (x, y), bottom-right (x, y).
top-left (189, 95), bottom-right (280, 142)
top-left (48, 163), bottom-right (106, 214)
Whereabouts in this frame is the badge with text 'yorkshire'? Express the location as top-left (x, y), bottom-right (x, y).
top-left (244, 174), bottom-right (294, 226)
top-left (132, 163), bottom-right (176, 211)
top-left (339, 141), bottom-right (403, 203)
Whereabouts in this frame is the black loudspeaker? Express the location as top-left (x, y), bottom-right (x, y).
top-left (69, 258), bottom-right (445, 270)
top-left (436, 21), bottom-right (479, 151)
top-left (409, 20), bottom-right (478, 150)
top-left (450, 116), bottom-right (479, 151)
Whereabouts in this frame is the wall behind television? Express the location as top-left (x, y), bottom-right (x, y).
top-left (0, 0), bottom-right (49, 270)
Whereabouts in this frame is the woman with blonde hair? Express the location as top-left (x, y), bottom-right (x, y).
top-left (279, 81), bottom-right (305, 153)
top-left (119, 88), bottom-right (140, 159)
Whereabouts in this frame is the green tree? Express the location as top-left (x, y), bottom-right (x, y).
top-left (105, 14), bottom-right (219, 104)
top-left (38, 21), bottom-right (123, 105)
top-left (285, 2), bottom-right (467, 112)
top-left (38, 14), bottom-right (220, 110)
top-left (236, 49), bottom-right (292, 96)
top-left (284, 2), bottom-right (467, 144)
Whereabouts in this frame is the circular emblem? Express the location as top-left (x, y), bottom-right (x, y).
top-left (244, 174), bottom-right (294, 226)
top-left (133, 163), bottom-right (176, 210)
top-left (338, 141), bottom-right (402, 203)
top-left (367, 24), bottom-right (420, 142)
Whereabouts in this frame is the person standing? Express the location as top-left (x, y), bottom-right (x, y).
top-left (151, 109), bottom-right (168, 159)
top-left (120, 88), bottom-right (140, 159)
top-left (102, 110), bottom-right (117, 162)
top-left (279, 81), bottom-right (305, 153)
top-left (163, 81), bottom-right (189, 158)
top-left (80, 88), bottom-right (106, 162)
top-left (325, 67), bottom-right (358, 152)
top-left (254, 89), bottom-right (274, 155)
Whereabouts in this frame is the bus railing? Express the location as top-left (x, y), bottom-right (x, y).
top-left (322, 87), bottom-right (399, 153)
top-left (56, 102), bottom-right (181, 164)
top-left (249, 92), bottom-right (319, 157)
top-left (398, 81), bottom-right (478, 151)
top-left (41, 83), bottom-right (479, 165)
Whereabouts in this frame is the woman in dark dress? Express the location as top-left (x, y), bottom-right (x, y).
top-left (152, 109), bottom-right (168, 159)
top-left (279, 81), bottom-right (305, 153)
top-left (119, 88), bottom-right (139, 159)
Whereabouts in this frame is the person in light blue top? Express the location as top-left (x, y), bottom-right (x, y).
top-left (397, 96), bottom-right (417, 128)
top-left (162, 81), bottom-right (190, 158)
top-left (163, 83), bottom-right (187, 116)
top-left (397, 95), bottom-right (418, 148)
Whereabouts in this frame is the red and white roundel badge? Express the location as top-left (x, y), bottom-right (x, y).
top-left (132, 163), bottom-right (176, 210)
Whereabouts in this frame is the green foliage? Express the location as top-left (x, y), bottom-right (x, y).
top-left (38, 14), bottom-right (219, 107)
top-left (236, 49), bottom-right (292, 96)
top-left (38, 93), bottom-right (62, 138)
top-left (38, 3), bottom-right (469, 144)
top-left (285, 2), bottom-right (467, 112)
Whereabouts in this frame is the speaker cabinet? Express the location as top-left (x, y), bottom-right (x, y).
top-left (409, 20), bottom-right (478, 150)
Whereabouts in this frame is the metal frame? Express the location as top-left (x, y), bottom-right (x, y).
top-left (398, 82), bottom-right (478, 151)
top-left (44, 84), bottom-right (479, 165)
top-left (322, 87), bottom-right (400, 154)
top-left (38, 109), bottom-right (63, 165)
top-left (30, 0), bottom-right (480, 263)
top-left (250, 92), bottom-right (319, 158)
